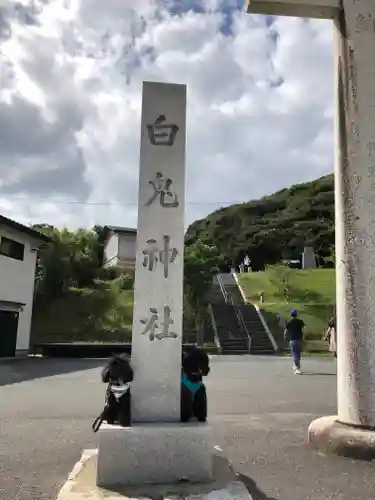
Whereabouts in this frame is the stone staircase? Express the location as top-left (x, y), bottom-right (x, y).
top-left (238, 304), bottom-right (275, 355)
top-left (210, 303), bottom-right (249, 354)
top-left (208, 276), bottom-right (227, 304)
top-left (209, 273), bottom-right (276, 355)
top-left (217, 273), bottom-right (244, 305)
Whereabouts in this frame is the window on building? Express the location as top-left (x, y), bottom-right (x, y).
top-left (0, 236), bottom-right (25, 261)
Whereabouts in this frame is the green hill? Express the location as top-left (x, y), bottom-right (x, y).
top-left (238, 267), bottom-right (336, 353)
top-left (185, 174), bottom-right (334, 270)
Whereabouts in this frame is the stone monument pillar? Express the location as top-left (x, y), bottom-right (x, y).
top-left (131, 82), bottom-right (186, 422)
top-left (246, 0), bottom-right (375, 458)
top-left (333, 0), bottom-right (375, 432)
top-left (96, 82), bottom-right (213, 487)
top-left (301, 246), bottom-right (316, 269)
top-left (309, 2), bottom-right (375, 457)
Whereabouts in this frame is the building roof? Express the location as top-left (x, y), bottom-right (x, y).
top-left (105, 225), bottom-right (137, 234)
top-left (0, 215), bottom-right (51, 242)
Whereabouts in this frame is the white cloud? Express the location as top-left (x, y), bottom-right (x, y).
top-left (0, 0), bottom-right (333, 230)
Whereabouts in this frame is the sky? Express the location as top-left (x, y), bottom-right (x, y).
top-left (0, 0), bottom-right (334, 230)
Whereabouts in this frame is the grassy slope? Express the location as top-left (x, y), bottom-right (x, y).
top-left (31, 282), bottom-right (133, 344)
top-left (31, 287), bottom-right (217, 350)
top-left (238, 268), bottom-right (335, 352)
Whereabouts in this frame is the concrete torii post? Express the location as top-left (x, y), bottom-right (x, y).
top-left (246, 0), bottom-right (375, 459)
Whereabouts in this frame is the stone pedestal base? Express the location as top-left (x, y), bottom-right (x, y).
top-left (308, 416), bottom-right (375, 460)
top-left (97, 422), bottom-right (213, 488)
top-left (56, 447), bottom-right (253, 500)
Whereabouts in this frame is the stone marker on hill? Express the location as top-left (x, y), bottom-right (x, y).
top-left (246, 0), bottom-right (375, 458)
top-left (302, 246), bottom-right (316, 269)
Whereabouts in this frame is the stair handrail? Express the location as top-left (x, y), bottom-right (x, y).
top-left (228, 293), bottom-right (252, 354)
top-left (216, 273), bottom-right (229, 304)
top-left (216, 273), bottom-right (252, 353)
top-left (208, 303), bottom-right (222, 354)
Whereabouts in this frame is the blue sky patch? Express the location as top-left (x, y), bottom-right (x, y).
top-left (166, 0), bottom-right (246, 37)
top-left (168, 0), bottom-right (205, 15)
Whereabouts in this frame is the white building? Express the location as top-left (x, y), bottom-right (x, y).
top-left (0, 215), bottom-right (49, 357)
top-left (103, 226), bottom-right (137, 270)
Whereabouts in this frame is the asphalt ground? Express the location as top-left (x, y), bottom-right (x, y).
top-left (0, 355), bottom-right (374, 500)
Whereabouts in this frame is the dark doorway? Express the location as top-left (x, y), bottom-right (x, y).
top-left (0, 311), bottom-right (19, 357)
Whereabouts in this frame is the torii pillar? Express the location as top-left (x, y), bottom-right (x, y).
top-left (246, 0), bottom-right (375, 459)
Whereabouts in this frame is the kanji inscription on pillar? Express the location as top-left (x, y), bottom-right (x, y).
top-left (147, 114), bottom-right (179, 146)
top-left (140, 306), bottom-right (178, 341)
top-left (142, 235), bottom-right (178, 278)
top-left (145, 172), bottom-right (179, 208)
top-left (131, 81), bottom-right (186, 422)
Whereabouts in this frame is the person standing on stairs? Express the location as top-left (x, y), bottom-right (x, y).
top-left (284, 309), bottom-right (305, 375)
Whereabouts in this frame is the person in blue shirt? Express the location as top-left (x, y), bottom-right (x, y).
top-left (284, 309), bottom-right (305, 375)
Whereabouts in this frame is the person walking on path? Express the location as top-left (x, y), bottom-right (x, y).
top-left (323, 309), bottom-right (337, 358)
top-left (284, 309), bottom-right (305, 375)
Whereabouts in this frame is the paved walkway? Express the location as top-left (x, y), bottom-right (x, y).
top-left (0, 356), bottom-right (373, 500)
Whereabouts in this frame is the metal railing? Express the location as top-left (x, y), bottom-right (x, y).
top-left (216, 274), bottom-right (251, 353)
top-left (216, 273), bottom-right (229, 303)
top-left (228, 293), bottom-right (252, 354)
top-left (208, 303), bottom-right (222, 354)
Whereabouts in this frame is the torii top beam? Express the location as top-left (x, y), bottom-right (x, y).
top-left (245, 0), bottom-right (341, 20)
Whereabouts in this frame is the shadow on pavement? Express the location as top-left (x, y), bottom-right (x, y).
top-left (0, 357), bottom-right (105, 387)
top-left (301, 371), bottom-right (336, 376)
top-left (214, 454), bottom-right (279, 500)
top-left (236, 472), bottom-right (278, 500)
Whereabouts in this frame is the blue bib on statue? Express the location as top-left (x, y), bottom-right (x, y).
top-left (182, 374), bottom-right (202, 394)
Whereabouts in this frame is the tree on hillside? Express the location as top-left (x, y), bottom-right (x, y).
top-left (34, 226), bottom-right (103, 300)
top-left (185, 174), bottom-right (335, 269)
top-left (184, 240), bottom-right (224, 345)
top-left (93, 225), bottom-right (110, 266)
top-left (31, 225), bottom-right (135, 344)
